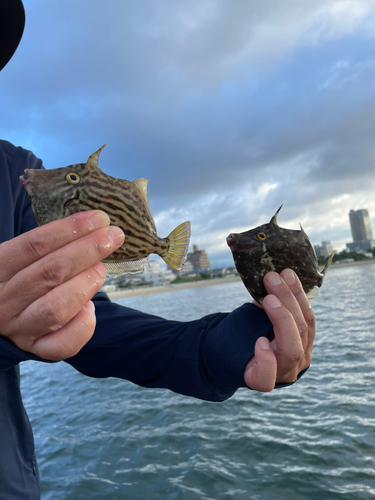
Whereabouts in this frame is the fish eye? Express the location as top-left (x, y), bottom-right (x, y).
top-left (66, 172), bottom-right (80, 184)
top-left (257, 232), bottom-right (267, 240)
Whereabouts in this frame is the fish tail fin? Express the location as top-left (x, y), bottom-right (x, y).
top-left (163, 222), bottom-right (191, 271)
top-left (322, 250), bottom-right (335, 276)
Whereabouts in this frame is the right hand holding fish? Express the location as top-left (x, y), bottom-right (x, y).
top-left (0, 210), bottom-right (124, 360)
top-left (244, 269), bottom-right (315, 392)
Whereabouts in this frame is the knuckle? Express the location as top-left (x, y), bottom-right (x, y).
top-left (41, 258), bottom-right (69, 286)
top-left (294, 288), bottom-right (306, 302)
top-left (304, 352), bottom-right (312, 366)
top-left (38, 297), bottom-right (64, 328)
top-left (27, 234), bottom-right (49, 260)
top-left (289, 344), bottom-right (304, 364)
top-left (305, 312), bottom-right (316, 330)
top-left (299, 321), bottom-right (309, 337)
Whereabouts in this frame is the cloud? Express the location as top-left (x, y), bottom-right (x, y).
top-left (2, 0), bottom-right (375, 267)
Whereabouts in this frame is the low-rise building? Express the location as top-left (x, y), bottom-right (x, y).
top-left (141, 260), bottom-right (176, 285)
top-left (101, 284), bottom-right (117, 293)
top-left (173, 260), bottom-right (194, 278)
top-left (314, 241), bottom-right (334, 258)
top-left (186, 245), bottom-right (211, 271)
top-left (346, 240), bottom-right (375, 252)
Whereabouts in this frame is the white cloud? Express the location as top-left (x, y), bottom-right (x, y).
top-left (3, 0), bottom-right (375, 267)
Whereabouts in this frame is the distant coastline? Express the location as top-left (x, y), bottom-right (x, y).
top-left (106, 259), bottom-right (375, 300)
top-left (328, 258), bottom-right (375, 270)
top-left (107, 276), bottom-right (240, 300)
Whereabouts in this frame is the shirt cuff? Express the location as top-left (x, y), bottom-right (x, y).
top-left (0, 335), bottom-right (49, 371)
top-left (273, 366), bottom-right (310, 389)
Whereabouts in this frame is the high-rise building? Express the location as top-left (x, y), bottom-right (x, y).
top-left (186, 244), bottom-right (211, 271)
top-left (346, 209), bottom-right (375, 252)
top-left (349, 209), bottom-right (373, 241)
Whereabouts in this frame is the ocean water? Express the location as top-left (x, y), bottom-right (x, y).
top-left (20, 264), bottom-right (375, 500)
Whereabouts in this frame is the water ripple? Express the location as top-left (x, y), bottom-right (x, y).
top-left (20, 264), bottom-right (375, 499)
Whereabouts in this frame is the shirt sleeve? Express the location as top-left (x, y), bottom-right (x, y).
top-left (0, 141), bottom-right (309, 398)
top-left (0, 337), bottom-right (54, 371)
top-left (64, 292), bottom-right (273, 402)
top-left (0, 291), bottom-right (273, 401)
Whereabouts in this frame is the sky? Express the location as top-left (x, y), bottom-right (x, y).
top-left (2, 0), bottom-right (375, 268)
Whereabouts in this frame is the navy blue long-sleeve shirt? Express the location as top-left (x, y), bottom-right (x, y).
top-left (0, 140), bottom-right (275, 499)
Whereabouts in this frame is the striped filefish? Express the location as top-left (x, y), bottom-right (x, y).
top-left (20, 145), bottom-right (191, 276)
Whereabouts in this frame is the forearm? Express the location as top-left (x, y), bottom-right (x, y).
top-left (65, 293), bottom-right (272, 402)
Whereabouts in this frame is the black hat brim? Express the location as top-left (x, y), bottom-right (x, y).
top-left (0, 0), bottom-right (25, 71)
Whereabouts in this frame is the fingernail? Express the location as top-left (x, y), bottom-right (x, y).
top-left (258, 337), bottom-right (270, 350)
top-left (106, 226), bottom-right (125, 246)
top-left (84, 300), bottom-right (95, 316)
top-left (266, 272), bottom-right (281, 286)
top-left (88, 210), bottom-right (110, 230)
top-left (265, 295), bottom-right (281, 308)
top-left (93, 262), bottom-right (107, 279)
top-left (283, 269), bottom-right (295, 285)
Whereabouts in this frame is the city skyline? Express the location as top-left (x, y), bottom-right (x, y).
top-left (2, 1), bottom-right (375, 269)
top-left (152, 205), bottom-right (375, 269)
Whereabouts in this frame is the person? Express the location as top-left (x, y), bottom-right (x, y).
top-left (0, 1), bottom-right (314, 498)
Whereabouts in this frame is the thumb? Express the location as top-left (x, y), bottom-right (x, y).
top-left (244, 337), bottom-right (277, 392)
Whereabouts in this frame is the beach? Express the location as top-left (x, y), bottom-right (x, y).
top-left (107, 276), bottom-right (241, 300)
top-left (106, 258), bottom-right (375, 300)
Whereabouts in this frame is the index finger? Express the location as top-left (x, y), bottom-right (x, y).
top-left (279, 269), bottom-right (316, 357)
top-left (0, 210), bottom-right (110, 281)
top-left (262, 294), bottom-right (304, 378)
top-left (265, 271), bottom-right (315, 349)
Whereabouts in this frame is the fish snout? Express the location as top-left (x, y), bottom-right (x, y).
top-left (19, 170), bottom-right (33, 187)
top-left (226, 233), bottom-right (238, 247)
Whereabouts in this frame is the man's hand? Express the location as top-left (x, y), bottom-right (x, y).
top-left (244, 269), bottom-right (315, 392)
top-left (0, 211), bottom-right (124, 361)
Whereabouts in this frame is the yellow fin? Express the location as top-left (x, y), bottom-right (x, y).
top-left (163, 222), bottom-right (191, 271)
top-left (132, 178), bottom-right (156, 233)
top-left (87, 144), bottom-right (107, 170)
top-left (104, 257), bottom-right (149, 277)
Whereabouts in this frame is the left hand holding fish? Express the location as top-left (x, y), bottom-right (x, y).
top-left (244, 269), bottom-right (314, 392)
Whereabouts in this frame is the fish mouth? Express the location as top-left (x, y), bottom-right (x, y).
top-left (64, 193), bottom-right (80, 210)
top-left (19, 172), bottom-right (33, 186)
top-left (226, 233), bottom-right (237, 247)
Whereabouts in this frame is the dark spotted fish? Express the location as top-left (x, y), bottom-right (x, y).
top-left (227, 205), bottom-right (333, 304)
top-left (20, 145), bottom-right (191, 276)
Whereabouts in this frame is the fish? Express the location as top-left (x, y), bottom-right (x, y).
top-left (226, 205), bottom-right (334, 304)
top-left (20, 145), bottom-right (191, 276)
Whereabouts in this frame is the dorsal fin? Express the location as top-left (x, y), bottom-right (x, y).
top-left (133, 178), bottom-right (156, 233)
top-left (87, 144), bottom-right (107, 170)
top-left (270, 204), bottom-right (283, 225)
top-left (321, 250), bottom-right (335, 276)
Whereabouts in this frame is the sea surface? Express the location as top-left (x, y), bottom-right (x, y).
top-left (21, 264), bottom-right (375, 500)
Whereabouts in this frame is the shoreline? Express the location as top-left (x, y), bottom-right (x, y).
top-left (106, 259), bottom-right (375, 300)
top-left (107, 276), bottom-right (241, 300)
top-left (328, 258), bottom-right (375, 270)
